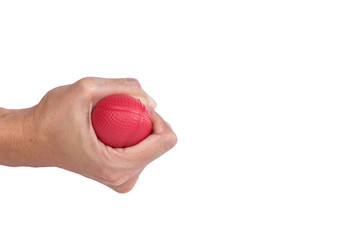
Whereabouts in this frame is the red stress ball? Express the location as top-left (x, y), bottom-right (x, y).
top-left (91, 94), bottom-right (152, 148)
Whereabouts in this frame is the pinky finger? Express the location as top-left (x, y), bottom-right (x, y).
top-left (108, 175), bottom-right (140, 194)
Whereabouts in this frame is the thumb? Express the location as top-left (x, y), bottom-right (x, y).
top-left (122, 109), bottom-right (177, 165)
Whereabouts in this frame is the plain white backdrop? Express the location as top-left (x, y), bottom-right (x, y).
top-left (0, 0), bottom-right (359, 239)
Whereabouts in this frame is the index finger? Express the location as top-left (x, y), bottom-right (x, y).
top-left (76, 77), bottom-right (157, 109)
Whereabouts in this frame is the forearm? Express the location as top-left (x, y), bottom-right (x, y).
top-left (0, 107), bottom-right (34, 167)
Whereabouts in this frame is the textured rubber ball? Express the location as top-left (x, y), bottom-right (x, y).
top-left (91, 94), bottom-right (152, 148)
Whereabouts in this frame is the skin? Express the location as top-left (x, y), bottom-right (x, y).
top-left (0, 77), bottom-right (177, 193)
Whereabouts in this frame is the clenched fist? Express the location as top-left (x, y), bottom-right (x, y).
top-left (0, 77), bottom-right (177, 193)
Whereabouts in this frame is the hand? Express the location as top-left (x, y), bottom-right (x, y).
top-left (20, 77), bottom-right (177, 193)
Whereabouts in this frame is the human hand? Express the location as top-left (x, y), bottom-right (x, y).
top-left (21, 77), bottom-right (177, 193)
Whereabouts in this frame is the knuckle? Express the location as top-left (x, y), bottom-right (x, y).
top-left (75, 77), bottom-right (98, 95)
top-left (125, 78), bottom-right (141, 88)
top-left (102, 169), bottom-right (131, 186)
top-left (164, 130), bottom-right (178, 150)
top-left (115, 177), bottom-right (138, 194)
top-left (116, 184), bottom-right (135, 194)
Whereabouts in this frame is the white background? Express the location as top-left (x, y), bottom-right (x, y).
top-left (0, 0), bottom-right (359, 239)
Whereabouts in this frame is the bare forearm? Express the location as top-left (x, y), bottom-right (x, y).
top-left (0, 107), bottom-right (34, 167)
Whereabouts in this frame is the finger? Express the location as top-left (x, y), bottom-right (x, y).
top-left (96, 77), bottom-right (157, 109)
top-left (76, 77), bottom-right (157, 109)
top-left (123, 109), bottom-right (177, 166)
top-left (108, 174), bottom-right (140, 194)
